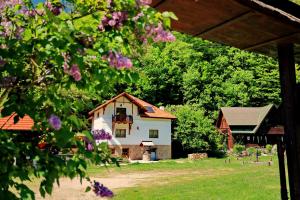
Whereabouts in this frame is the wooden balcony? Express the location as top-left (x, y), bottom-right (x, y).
top-left (112, 115), bottom-right (133, 124)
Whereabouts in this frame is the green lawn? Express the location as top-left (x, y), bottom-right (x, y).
top-left (87, 156), bottom-right (282, 200)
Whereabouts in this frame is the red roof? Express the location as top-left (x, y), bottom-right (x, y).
top-left (89, 92), bottom-right (176, 119)
top-left (0, 113), bottom-right (34, 131)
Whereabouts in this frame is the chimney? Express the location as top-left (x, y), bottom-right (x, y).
top-left (159, 106), bottom-right (165, 110)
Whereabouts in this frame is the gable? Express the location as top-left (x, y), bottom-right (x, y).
top-left (218, 104), bottom-right (275, 134)
top-left (89, 92), bottom-right (176, 120)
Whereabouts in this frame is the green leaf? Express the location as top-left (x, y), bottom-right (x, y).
top-left (85, 186), bottom-right (91, 192)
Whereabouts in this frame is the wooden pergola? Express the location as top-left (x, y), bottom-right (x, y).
top-left (151, 0), bottom-right (300, 199)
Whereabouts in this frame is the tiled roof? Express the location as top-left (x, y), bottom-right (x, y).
top-left (89, 92), bottom-right (176, 119)
top-left (0, 113), bottom-right (34, 131)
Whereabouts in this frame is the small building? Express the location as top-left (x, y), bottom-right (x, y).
top-left (89, 92), bottom-right (176, 160)
top-left (216, 104), bottom-right (284, 149)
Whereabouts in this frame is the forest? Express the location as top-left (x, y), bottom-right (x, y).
top-left (109, 32), bottom-right (288, 154)
top-left (91, 32), bottom-right (299, 154)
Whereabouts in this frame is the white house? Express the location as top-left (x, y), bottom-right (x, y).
top-left (89, 92), bottom-right (176, 160)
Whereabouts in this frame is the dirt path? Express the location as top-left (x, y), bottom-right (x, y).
top-left (32, 169), bottom-right (233, 200)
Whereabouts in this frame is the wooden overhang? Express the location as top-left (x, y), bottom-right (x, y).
top-left (152, 0), bottom-right (300, 62)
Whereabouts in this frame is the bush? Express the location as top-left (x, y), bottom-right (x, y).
top-left (247, 147), bottom-right (256, 156)
top-left (265, 144), bottom-right (273, 154)
top-left (233, 144), bottom-right (245, 155)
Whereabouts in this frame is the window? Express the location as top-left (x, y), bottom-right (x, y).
top-left (122, 148), bottom-right (129, 158)
top-left (115, 129), bottom-right (126, 138)
top-left (116, 107), bottom-right (126, 116)
top-left (149, 129), bottom-right (159, 138)
top-left (144, 106), bottom-right (155, 113)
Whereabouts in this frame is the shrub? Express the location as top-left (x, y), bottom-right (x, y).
top-left (265, 144), bottom-right (273, 154)
top-left (233, 144), bottom-right (245, 155)
top-left (247, 147), bottom-right (256, 156)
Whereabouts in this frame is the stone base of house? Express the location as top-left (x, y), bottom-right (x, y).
top-left (109, 145), bottom-right (171, 160)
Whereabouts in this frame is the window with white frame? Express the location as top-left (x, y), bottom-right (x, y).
top-left (115, 129), bottom-right (126, 138)
top-left (149, 129), bottom-right (159, 138)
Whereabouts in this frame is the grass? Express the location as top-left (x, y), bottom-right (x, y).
top-left (87, 156), bottom-right (282, 200)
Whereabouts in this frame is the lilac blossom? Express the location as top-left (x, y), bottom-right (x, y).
top-left (145, 23), bottom-right (176, 42)
top-left (48, 114), bottom-right (62, 130)
top-left (82, 137), bottom-right (94, 151)
top-left (103, 51), bottom-right (133, 69)
top-left (98, 11), bottom-right (128, 31)
top-left (136, 0), bottom-right (152, 6)
top-left (0, 0), bottom-right (23, 11)
top-left (133, 12), bottom-right (144, 21)
top-left (92, 129), bottom-right (112, 140)
top-left (69, 64), bottom-right (82, 81)
top-left (45, 1), bottom-right (63, 16)
top-left (92, 181), bottom-right (114, 198)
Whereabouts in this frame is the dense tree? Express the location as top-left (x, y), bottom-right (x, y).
top-left (129, 32), bottom-right (281, 116)
top-left (167, 104), bottom-right (224, 153)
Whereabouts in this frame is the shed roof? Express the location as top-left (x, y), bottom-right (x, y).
top-left (89, 92), bottom-right (176, 119)
top-left (220, 104), bottom-right (274, 134)
top-left (152, 0), bottom-right (300, 62)
top-left (0, 113), bottom-right (34, 131)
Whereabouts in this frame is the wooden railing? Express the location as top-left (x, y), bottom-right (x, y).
top-left (112, 115), bottom-right (133, 124)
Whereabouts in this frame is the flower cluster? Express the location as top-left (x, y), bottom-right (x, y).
top-left (44, 2), bottom-right (63, 16)
top-left (0, 0), bottom-right (23, 11)
top-left (103, 51), bottom-right (133, 69)
top-left (145, 23), bottom-right (176, 43)
top-left (98, 11), bottom-right (128, 31)
top-left (48, 114), bottom-right (62, 130)
top-left (84, 129), bottom-right (112, 151)
top-left (92, 181), bottom-right (114, 198)
top-left (69, 64), bottom-right (82, 81)
top-left (62, 53), bottom-right (82, 81)
top-left (136, 0), bottom-right (152, 6)
top-left (92, 129), bottom-right (112, 140)
top-left (0, 1), bottom-right (25, 39)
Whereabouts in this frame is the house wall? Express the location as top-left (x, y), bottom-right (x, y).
top-left (218, 115), bottom-right (234, 150)
top-left (92, 96), bottom-right (172, 159)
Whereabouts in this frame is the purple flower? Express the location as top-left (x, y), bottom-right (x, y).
top-left (98, 11), bottom-right (128, 31)
top-left (0, 0), bottom-right (23, 11)
top-left (136, 0), bottom-right (152, 6)
top-left (144, 23), bottom-right (176, 42)
top-left (69, 64), bottom-right (82, 81)
top-left (133, 12), bottom-right (144, 21)
top-left (45, 2), bottom-right (63, 16)
top-left (103, 51), bottom-right (133, 69)
top-left (92, 181), bottom-right (113, 198)
top-left (48, 114), bottom-right (62, 130)
top-left (92, 129), bottom-right (112, 140)
top-left (86, 142), bottom-right (94, 151)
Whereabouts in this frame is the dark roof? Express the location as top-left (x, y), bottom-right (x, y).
top-left (152, 0), bottom-right (300, 62)
top-left (220, 104), bottom-right (274, 134)
top-left (89, 92), bottom-right (176, 119)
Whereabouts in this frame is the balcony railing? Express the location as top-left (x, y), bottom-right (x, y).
top-left (112, 115), bottom-right (133, 124)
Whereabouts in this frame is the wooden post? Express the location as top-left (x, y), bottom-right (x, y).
top-left (277, 139), bottom-right (288, 200)
top-left (277, 43), bottom-right (300, 200)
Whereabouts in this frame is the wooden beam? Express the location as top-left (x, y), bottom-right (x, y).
top-left (153, 0), bottom-right (165, 8)
top-left (277, 139), bottom-right (288, 200)
top-left (278, 43), bottom-right (300, 200)
top-left (244, 32), bottom-right (299, 51)
top-left (194, 11), bottom-right (253, 37)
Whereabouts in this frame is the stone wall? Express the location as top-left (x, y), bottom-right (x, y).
top-left (156, 145), bottom-right (171, 160)
top-left (109, 145), bottom-right (171, 160)
top-left (188, 153), bottom-right (208, 160)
